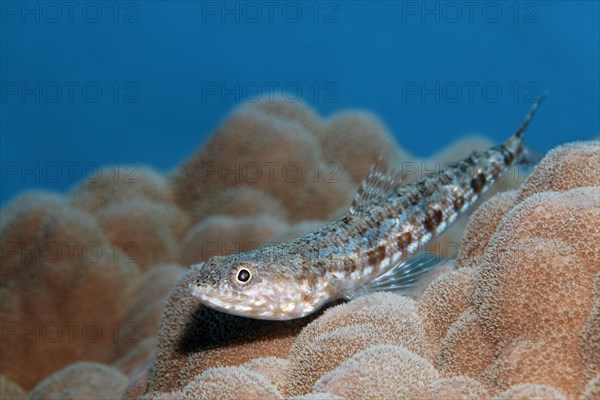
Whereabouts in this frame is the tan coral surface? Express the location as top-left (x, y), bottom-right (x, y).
top-left (1, 99), bottom-right (596, 400)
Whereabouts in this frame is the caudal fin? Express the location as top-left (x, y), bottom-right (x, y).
top-left (502, 93), bottom-right (547, 167)
top-left (514, 93), bottom-right (547, 139)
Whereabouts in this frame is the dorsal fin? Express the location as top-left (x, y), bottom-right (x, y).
top-left (347, 158), bottom-right (403, 219)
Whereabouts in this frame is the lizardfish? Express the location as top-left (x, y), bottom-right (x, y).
top-left (189, 98), bottom-right (544, 320)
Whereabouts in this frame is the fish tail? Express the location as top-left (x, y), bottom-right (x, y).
top-left (502, 93), bottom-right (547, 167)
top-left (514, 92), bottom-right (546, 139)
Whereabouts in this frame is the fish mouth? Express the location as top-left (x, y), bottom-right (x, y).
top-left (189, 282), bottom-right (259, 315)
top-left (188, 282), bottom-right (289, 320)
top-left (188, 282), bottom-right (227, 307)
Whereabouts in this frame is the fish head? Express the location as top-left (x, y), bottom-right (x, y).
top-left (188, 253), bottom-right (322, 320)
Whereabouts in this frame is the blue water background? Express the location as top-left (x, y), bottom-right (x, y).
top-left (1, 1), bottom-right (599, 205)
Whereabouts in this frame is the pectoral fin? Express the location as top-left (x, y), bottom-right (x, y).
top-left (366, 251), bottom-right (445, 292)
top-left (331, 252), bottom-right (446, 301)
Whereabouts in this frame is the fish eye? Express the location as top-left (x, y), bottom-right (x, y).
top-left (236, 268), bottom-right (252, 284)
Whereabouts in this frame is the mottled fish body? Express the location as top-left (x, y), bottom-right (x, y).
top-left (189, 99), bottom-right (544, 320)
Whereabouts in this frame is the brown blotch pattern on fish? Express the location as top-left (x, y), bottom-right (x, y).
top-left (423, 208), bottom-right (443, 233)
top-left (409, 192), bottom-right (420, 205)
top-left (500, 145), bottom-right (515, 165)
top-left (301, 291), bottom-right (311, 302)
top-left (315, 261), bottom-right (327, 271)
top-left (367, 246), bottom-right (386, 266)
top-left (470, 173), bottom-right (486, 193)
top-left (431, 209), bottom-right (443, 226)
top-left (423, 216), bottom-right (435, 233)
top-left (342, 258), bottom-right (359, 274)
top-left (453, 196), bottom-right (465, 212)
top-left (397, 231), bottom-right (413, 251)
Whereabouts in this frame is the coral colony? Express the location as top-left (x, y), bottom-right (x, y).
top-left (0, 99), bottom-right (598, 399)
